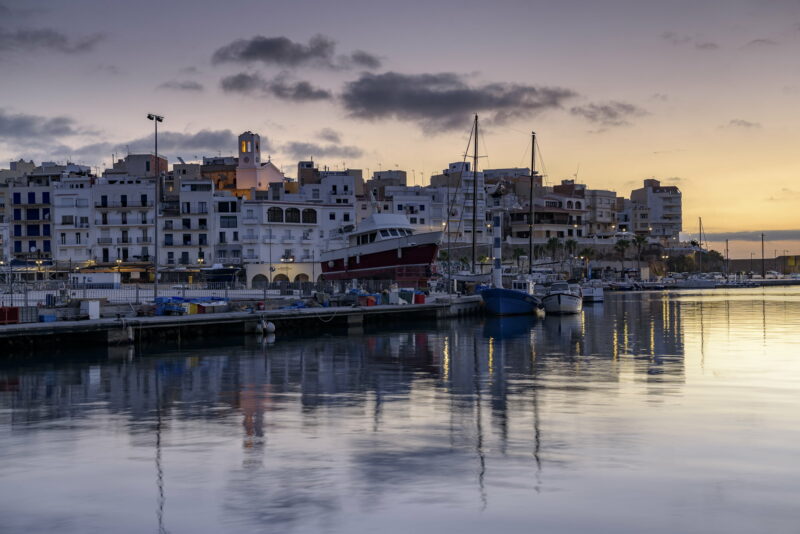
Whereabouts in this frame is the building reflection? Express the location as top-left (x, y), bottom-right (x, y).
top-left (0, 292), bottom-right (694, 530)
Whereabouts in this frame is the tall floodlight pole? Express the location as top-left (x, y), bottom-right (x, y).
top-left (147, 113), bottom-right (164, 302)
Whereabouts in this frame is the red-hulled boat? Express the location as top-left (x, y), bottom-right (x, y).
top-left (319, 214), bottom-right (442, 285)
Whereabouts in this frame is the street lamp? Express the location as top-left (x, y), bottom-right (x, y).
top-left (147, 113), bottom-right (164, 302)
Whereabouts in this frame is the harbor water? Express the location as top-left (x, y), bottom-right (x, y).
top-left (1, 287), bottom-right (799, 533)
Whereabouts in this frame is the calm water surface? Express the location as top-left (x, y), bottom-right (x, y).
top-left (1, 288), bottom-right (799, 533)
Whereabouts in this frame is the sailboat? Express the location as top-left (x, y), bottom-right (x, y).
top-left (481, 130), bottom-right (543, 315)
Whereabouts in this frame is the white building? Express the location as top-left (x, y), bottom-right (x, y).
top-left (91, 176), bottom-right (155, 263)
top-left (52, 175), bottom-right (93, 264)
top-left (161, 179), bottom-right (214, 266)
top-left (630, 179), bottom-right (682, 240)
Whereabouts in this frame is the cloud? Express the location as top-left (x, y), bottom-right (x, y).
top-left (211, 34), bottom-right (380, 70)
top-left (317, 128), bottom-right (341, 143)
top-left (268, 77), bottom-right (332, 101)
top-left (570, 101), bottom-right (648, 127)
top-left (56, 129), bottom-right (247, 165)
top-left (743, 38), bottom-right (779, 48)
top-left (704, 229), bottom-right (800, 241)
top-left (158, 80), bottom-right (204, 92)
top-left (0, 27), bottom-right (105, 55)
top-left (765, 188), bottom-right (800, 202)
top-left (661, 31), bottom-right (719, 50)
top-left (724, 118), bottom-right (761, 129)
top-left (282, 141), bottom-right (363, 160)
top-left (651, 93), bottom-right (669, 102)
top-left (341, 71), bottom-right (576, 132)
top-left (220, 72), bottom-right (332, 101)
top-left (0, 109), bottom-right (83, 140)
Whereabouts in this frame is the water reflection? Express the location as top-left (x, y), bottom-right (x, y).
top-left (1, 288), bottom-right (800, 533)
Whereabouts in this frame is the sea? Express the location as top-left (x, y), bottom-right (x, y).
top-left (1, 287), bottom-right (799, 533)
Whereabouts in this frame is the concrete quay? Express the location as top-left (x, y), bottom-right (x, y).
top-left (0, 295), bottom-right (483, 354)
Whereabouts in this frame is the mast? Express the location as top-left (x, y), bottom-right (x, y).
top-left (528, 131), bottom-right (536, 274)
top-left (471, 114), bottom-right (479, 275)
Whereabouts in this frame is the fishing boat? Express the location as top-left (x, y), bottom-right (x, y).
top-left (319, 213), bottom-right (442, 285)
top-left (581, 280), bottom-right (605, 303)
top-left (542, 281), bottom-right (583, 314)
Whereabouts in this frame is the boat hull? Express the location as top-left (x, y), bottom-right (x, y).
top-left (481, 288), bottom-right (541, 316)
top-left (542, 292), bottom-right (582, 314)
top-left (582, 287), bottom-right (605, 303)
top-left (320, 231), bottom-right (441, 282)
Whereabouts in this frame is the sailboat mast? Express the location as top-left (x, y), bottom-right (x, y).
top-left (529, 131), bottom-right (536, 274)
top-left (472, 114), bottom-right (479, 275)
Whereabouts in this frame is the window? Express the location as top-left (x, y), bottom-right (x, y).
top-left (220, 216), bottom-right (238, 228)
top-left (183, 234), bottom-right (191, 245)
top-left (164, 220), bottom-right (174, 230)
top-left (141, 212), bottom-right (147, 224)
top-left (380, 230), bottom-right (389, 237)
top-left (13, 225), bottom-right (21, 237)
top-left (26, 208), bottom-right (39, 220)
top-left (285, 208), bottom-right (300, 223)
top-left (419, 205), bottom-right (425, 211)
top-left (329, 213), bottom-right (335, 220)
top-left (410, 217), bottom-right (417, 224)
top-left (198, 201), bottom-right (207, 214)
top-left (343, 213), bottom-right (350, 222)
top-left (267, 207), bottom-right (283, 222)
top-left (302, 209), bottom-right (317, 224)
top-left (28, 192), bottom-right (35, 203)
top-left (13, 209), bottom-right (21, 221)
top-left (182, 218), bottom-right (191, 230)
top-left (26, 224), bottom-right (39, 237)
top-left (420, 218), bottom-right (425, 224)
top-left (43, 240), bottom-right (51, 252)
top-left (13, 193), bottom-right (21, 204)
top-left (199, 234), bottom-right (208, 246)
top-left (219, 231), bottom-right (226, 244)
top-left (121, 213), bottom-right (127, 225)
top-left (75, 233), bottom-right (81, 244)
top-left (164, 234), bottom-right (173, 246)
top-left (60, 233), bottom-right (66, 245)
top-left (233, 231), bottom-right (239, 242)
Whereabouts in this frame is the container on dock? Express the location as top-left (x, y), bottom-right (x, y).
top-left (358, 295), bottom-right (370, 307)
top-left (0, 307), bottom-right (20, 325)
top-left (38, 314), bottom-right (57, 323)
top-left (80, 300), bottom-right (101, 320)
top-left (365, 296), bottom-right (377, 306)
top-left (414, 293), bottom-right (426, 304)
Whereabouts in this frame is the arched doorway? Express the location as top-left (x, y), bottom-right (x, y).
top-left (294, 273), bottom-right (309, 282)
top-left (251, 274), bottom-right (268, 289)
top-left (273, 274), bottom-right (290, 282)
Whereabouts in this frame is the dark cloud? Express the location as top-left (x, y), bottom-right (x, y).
top-left (570, 101), bottom-right (648, 127)
top-left (704, 230), bottom-right (800, 241)
top-left (220, 72), bottom-right (266, 94)
top-left (211, 34), bottom-right (380, 71)
top-left (661, 31), bottom-right (719, 50)
top-left (724, 118), bottom-right (761, 129)
top-left (268, 78), bottom-right (331, 101)
top-left (743, 38), bottom-right (779, 48)
top-left (0, 27), bottom-right (105, 55)
top-left (158, 80), bottom-right (204, 92)
top-left (317, 128), bottom-right (341, 143)
top-left (0, 109), bottom-right (82, 140)
top-left (220, 72), bottom-right (331, 101)
top-left (282, 141), bottom-right (363, 160)
top-left (347, 50), bottom-right (382, 69)
top-left (341, 71), bottom-right (576, 132)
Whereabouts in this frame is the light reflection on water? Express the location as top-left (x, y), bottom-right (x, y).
top-left (1, 287), bottom-right (799, 533)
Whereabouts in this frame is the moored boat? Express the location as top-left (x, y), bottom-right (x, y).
top-left (542, 282), bottom-right (583, 314)
top-left (319, 213), bottom-right (442, 285)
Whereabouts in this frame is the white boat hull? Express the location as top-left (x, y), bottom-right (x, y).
top-left (582, 287), bottom-right (605, 303)
top-left (542, 292), bottom-right (583, 314)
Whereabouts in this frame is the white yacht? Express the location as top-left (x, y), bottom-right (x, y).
top-left (542, 282), bottom-right (583, 314)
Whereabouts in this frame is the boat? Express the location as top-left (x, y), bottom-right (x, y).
top-left (319, 213), bottom-right (442, 285)
top-left (581, 280), bottom-right (605, 303)
top-left (542, 281), bottom-right (583, 314)
top-left (480, 128), bottom-right (543, 316)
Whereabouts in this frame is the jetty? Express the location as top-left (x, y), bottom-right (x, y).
top-left (0, 296), bottom-right (483, 353)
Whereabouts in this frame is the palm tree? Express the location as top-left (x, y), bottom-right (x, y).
top-left (633, 234), bottom-right (648, 263)
top-left (578, 247), bottom-right (595, 279)
top-left (614, 239), bottom-right (631, 278)
top-left (564, 239), bottom-right (578, 258)
top-left (512, 247), bottom-right (525, 271)
top-left (546, 237), bottom-right (561, 261)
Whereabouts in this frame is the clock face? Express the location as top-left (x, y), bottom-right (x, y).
top-left (243, 156), bottom-right (250, 163)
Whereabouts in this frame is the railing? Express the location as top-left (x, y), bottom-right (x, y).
top-left (97, 237), bottom-right (113, 244)
top-left (137, 237), bottom-right (153, 244)
top-left (116, 238), bottom-right (132, 244)
top-left (94, 201), bottom-right (153, 208)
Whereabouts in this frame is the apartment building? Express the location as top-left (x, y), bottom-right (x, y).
top-left (162, 179), bottom-right (213, 266)
top-left (630, 179), bottom-right (682, 240)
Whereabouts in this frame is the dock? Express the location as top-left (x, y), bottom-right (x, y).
top-left (0, 296), bottom-right (483, 353)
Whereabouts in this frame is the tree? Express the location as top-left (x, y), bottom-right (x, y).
top-left (614, 239), bottom-right (631, 277)
top-left (633, 234), bottom-right (648, 263)
top-left (546, 237), bottom-right (561, 261)
top-left (564, 239), bottom-right (578, 257)
top-left (512, 247), bottom-right (525, 270)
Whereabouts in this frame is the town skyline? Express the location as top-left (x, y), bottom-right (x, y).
top-left (2, 0), bottom-right (800, 256)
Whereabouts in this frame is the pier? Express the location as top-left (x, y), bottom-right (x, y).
top-left (0, 296), bottom-right (483, 353)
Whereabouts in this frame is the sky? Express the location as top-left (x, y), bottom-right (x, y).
top-left (1, 0), bottom-right (799, 257)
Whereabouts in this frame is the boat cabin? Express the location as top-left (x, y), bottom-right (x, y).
top-left (347, 213), bottom-right (416, 247)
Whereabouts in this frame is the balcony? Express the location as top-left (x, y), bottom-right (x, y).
top-left (95, 201), bottom-right (153, 209)
top-left (97, 237), bottom-right (113, 244)
top-left (116, 237), bottom-right (132, 244)
top-left (242, 253), bottom-right (259, 260)
top-left (242, 216), bottom-right (259, 223)
top-left (137, 237), bottom-right (153, 244)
